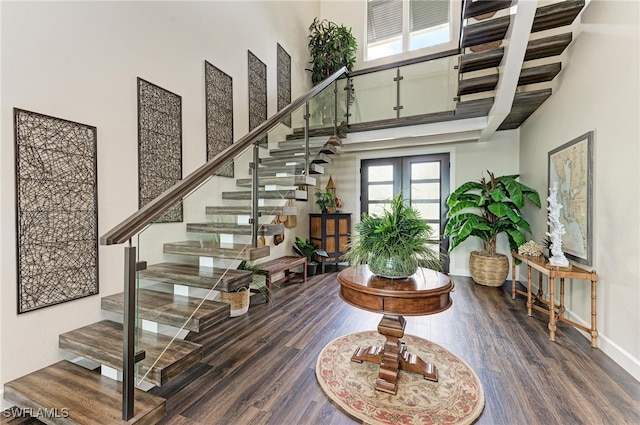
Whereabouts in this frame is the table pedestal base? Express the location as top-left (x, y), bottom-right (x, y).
top-left (350, 314), bottom-right (438, 394)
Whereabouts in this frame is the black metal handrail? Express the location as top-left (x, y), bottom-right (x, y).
top-left (100, 67), bottom-right (348, 246)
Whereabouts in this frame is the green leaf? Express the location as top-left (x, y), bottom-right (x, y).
top-left (502, 177), bottom-right (525, 208)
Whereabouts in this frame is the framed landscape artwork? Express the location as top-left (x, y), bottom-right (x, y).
top-left (547, 131), bottom-right (593, 265)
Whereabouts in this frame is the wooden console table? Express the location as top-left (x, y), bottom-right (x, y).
top-left (511, 251), bottom-right (599, 347)
top-left (337, 266), bottom-right (454, 394)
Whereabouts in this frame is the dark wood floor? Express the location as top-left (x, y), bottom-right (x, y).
top-left (150, 271), bottom-right (640, 425)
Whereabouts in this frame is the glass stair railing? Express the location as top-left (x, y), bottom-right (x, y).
top-left (98, 68), bottom-right (348, 420)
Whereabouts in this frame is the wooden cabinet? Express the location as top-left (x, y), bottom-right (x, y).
top-left (309, 213), bottom-right (351, 273)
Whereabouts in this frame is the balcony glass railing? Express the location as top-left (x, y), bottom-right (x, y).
top-left (349, 54), bottom-right (459, 125)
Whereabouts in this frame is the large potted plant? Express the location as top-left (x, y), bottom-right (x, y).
top-left (443, 171), bottom-right (541, 286)
top-left (307, 18), bottom-right (357, 123)
top-left (345, 194), bottom-right (442, 278)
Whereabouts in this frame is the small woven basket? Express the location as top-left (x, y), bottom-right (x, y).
top-left (469, 251), bottom-right (509, 287)
top-left (220, 287), bottom-right (250, 317)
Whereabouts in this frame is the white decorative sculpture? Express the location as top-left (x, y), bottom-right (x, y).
top-left (546, 182), bottom-right (569, 267)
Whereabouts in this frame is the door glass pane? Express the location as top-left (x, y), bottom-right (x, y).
top-left (369, 184), bottom-right (394, 201)
top-left (368, 203), bottom-right (388, 217)
top-left (368, 165), bottom-right (394, 182)
top-left (411, 182), bottom-right (440, 200)
top-left (412, 202), bottom-right (440, 220)
top-left (411, 162), bottom-right (440, 180)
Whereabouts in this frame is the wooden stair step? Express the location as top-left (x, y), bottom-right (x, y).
top-left (186, 222), bottom-right (284, 236)
top-left (235, 175), bottom-right (316, 188)
top-left (498, 88), bottom-right (552, 130)
top-left (458, 33), bottom-right (572, 74)
top-left (518, 63), bottom-right (561, 86)
top-left (455, 97), bottom-right (495, 117)
top-left (458, 63), bottom-right (561, 96)
top-left (250, 162), bottom-right (324, 175)
top-left (277, 135), bottom-right (342, 149)
top-left (461, 15), bottom-right (510, 49)
top-left (458, 73), bottom-right (500, 96)
top-left (532, 0), bottom-right (584, 33)
top-left (286, 125), bottom-right (346, 140)
top-left (205, 205), bottom-right (297, 216)
top-left (59, 320), bottom-right (202, 387)
top-left (269, 143), bottom-right (338, 157)
top-left (4, 360), bottom-right (165, 425)
top-left (222, 189), bottom-right (308, 201)
top-left (458, 47), bottom-right (504, 73)
top-left (524, 33), bottom-right (573, 62)
top-left (464, 0), bottom-right (513, 19)
top-left (163, 241), bottom-right (270, 261)
top-left (101, 289), bottom-right (229, 333)
top-left (258, 155), bottom-right (330, 166)
top-left (141, 262), bottom-right (252, 291)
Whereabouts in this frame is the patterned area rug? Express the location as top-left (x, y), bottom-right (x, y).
top-left (316, 331), bottom-right (485, 425)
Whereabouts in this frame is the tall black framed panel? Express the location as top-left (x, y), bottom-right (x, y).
top-left (14, 108), bottom-right (99, 313)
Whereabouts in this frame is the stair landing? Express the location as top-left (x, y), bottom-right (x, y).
top-left (3, 360), bottom-right (165, 425)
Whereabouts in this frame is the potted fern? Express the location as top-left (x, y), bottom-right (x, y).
top-left (345, 194), bottom-right (442, 278)
top-left (443, 171), bottom-right (541, 286)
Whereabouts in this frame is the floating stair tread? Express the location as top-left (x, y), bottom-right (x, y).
top-left (163, 241), bottom-right (270, 261)
top-left (101, 289), bottom-right (230, 333)
top-left (458, 47), bottom-right (504, 73)
top-left (269, 143), bottom-right (338, 157)
top-left (59, 320), bottom-right (202, 387)
top-left (461, 15), bottom-right (510, 48)
top-left (250, 162), bottom-right (324, 175)
top-left (455, 97), bottom-right (495, 117)
top-left (518, 63), bottom-right (561, 86)
top-left (141, 262), bottom-right (252, 292)
top-left (4, 360), bottom-right (165, 425)
top-left (222, 189), bottom-right (308, 201)
top-left (464, 0), bottom-right (513, 19)
top-left (235, 175), bottom-right (316, 188)
top-left (277, 135), bottom-right (342, 149)
top-left (205, 205), bottom-right (297, 216)
top-left (258, 155), bottom-right (330, 166)
top-left (285, 126), bottom-right (343, 140)
top-left (458, 74), bottom-right (500, 96)
top-left (532, 0), bottom-right (584, 33)
top-left (498, 89), bottom-right (552, 130)
top-left (525, 33), bottom-right (572, 61)
top-left (186, 222), bottom-right (284, 236)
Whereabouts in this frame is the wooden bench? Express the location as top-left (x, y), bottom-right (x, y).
top-left (255, 256), bottom-right (307, 302)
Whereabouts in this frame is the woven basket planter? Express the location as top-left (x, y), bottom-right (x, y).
top-left (220, 287), bottom-right (250, 317)
top-left (469, 251), bottom-right (509, 287)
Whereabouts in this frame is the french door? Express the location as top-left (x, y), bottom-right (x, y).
top-left (360, 153), bottom-right (450, 272)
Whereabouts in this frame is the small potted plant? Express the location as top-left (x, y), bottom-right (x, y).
top-left (443, 171), bottom-right (541, 286)
top-left (293, 237), bottom-right (328, 276)
top-left (315, 190), bottom-right (337, 213)
top-left (344, 194), bottom-right (443, 278)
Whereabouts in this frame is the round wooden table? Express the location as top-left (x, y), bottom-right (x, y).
top-left (337, 265), bottom-right (454, 395)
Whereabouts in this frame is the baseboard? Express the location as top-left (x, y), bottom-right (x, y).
top-left (562, 309), bottom-right (640, 382)
top-left (516, 273), bottom-right (640, 382)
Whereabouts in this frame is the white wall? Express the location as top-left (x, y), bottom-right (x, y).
top-left (519, 0), bottom-right (640, 379)
top-left (1, 0), bottom-right (319, 389)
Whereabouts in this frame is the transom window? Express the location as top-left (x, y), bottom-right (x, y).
top-left (366, 0), bottom-right (451, 61)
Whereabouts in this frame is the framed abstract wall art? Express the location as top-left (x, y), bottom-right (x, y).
top-left (14, 108), bottom-right (99, 313)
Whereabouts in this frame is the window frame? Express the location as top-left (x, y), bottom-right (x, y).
top-left (364, 0), bottom-right (462, 66)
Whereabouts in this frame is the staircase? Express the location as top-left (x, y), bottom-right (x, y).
top-left (3, 101), bottom-right (343, 424)
top-left (456, 0), bottom-right (585, 129)
top-left (3, 2), bottom-right (587, 421)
